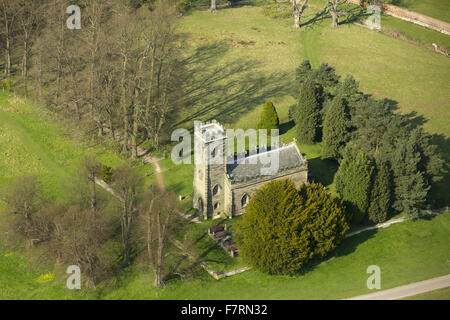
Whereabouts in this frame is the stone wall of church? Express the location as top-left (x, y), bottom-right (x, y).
top-left (230, 168), bottom-right (308, 216)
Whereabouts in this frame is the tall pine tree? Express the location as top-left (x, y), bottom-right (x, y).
top-left (391, 138), bottom-right (429, 214)
top-left (335, 145), bottom-right (374, 225)
top-left (321, 95), bottom-right (350, 160)
top-left (295, 79), bottom-right (321, 144)
top-left (367, 159), bottom-right (392, 224)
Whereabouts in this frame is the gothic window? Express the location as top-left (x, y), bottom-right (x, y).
top-left (241, 194), bottom-right (250, 208)
top-left (197, 198), bottom-right (204, 213)
top-left (211, 147), bottom-right (217, 158)
top-left (214, 202), bottom-right (219, 211)
top-left (212, 184), bottom-right (221, 196)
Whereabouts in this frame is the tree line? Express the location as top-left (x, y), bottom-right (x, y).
top-left (1, 0), bottom-right (185, 157)
top-left (292, 60), bottom-right (444, 225)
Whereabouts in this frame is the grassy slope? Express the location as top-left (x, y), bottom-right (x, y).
top-left (178, 5), bottom-right (450, 137)
top-left (177, 4), bottom-right (450, 201)
top-left (0, 92), bottom-right (125, 202)
top-left (396, 0), bottom-right (450, 23)
top-left (2, 212), bottom-right (448, 299)
top-left (1, 3), bottom-right (450, 300)
top-left (402, 286), bottom-right (450, 300)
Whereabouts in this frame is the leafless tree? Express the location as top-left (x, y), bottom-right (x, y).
top-left (112, 163), bottom-right (142, 266)
top-left (80, 155), bottom-right (102, 211)
top-left (16, 0), bottom-right (46, 96)
top-left (327, 0), bottom-right (347, 28)
top-left (138, 188), bottom-right (182, 288)
top-left (0, 0), bottom-right (21, 79)
top-left (293, 0), bottom-right (309, 29)
top-left (52, 206), bottom-right (113, 288)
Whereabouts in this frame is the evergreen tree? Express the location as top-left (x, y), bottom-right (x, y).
top-left (299, 182), bottom-right (350, 258)
top-left (235, 179), bottom-right (310, 275)
top-left (391, 138), bottom-right (429, 214)
top-left (321, 95), bottom-right (350, 160)
top-left (295, 60), bottom-right (312, 86)
top-left (367, 159), bottom-right (391, 224)
top-left (235, 179), bottom-right (350, 275)
top-left (335, 75), bottom-right (363, 109)
top-left (352, 98), bottom-right (393, 155)
top-left (295, 80), bottom-right (321, 144)
top-left (335, 145), bottom-right (374, 225)
top-left (313, 62), bottom-right (340, 89)
top-left (257, 101), bottom-right (279, 131)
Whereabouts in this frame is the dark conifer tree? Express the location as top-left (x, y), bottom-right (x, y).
top-left (367, 159), bottom-right (391, 224)
top-left (295, 80), bottom-right (321, 144)
top-left (321, 95), bottom-right (350, 160)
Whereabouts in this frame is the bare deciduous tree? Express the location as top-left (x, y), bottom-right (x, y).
top-left (327, 0), bottom-right (347, 28)
top-left (138, 188), bottom-right (182, 288)
top-left (112, 163), bottom-right (142, 266)
top-left (293, 0), bottom-right (308, 29)
top-left (52, 206), bottom-right (113, 288)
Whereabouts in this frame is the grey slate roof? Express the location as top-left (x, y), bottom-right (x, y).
top-left (226, 144), bottom-right (306, 183)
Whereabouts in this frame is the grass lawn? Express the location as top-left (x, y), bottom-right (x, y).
top-left (177, 4), bottom-right (450, 137)
top-left (2, 211), bottom-right (449, 299)
top-left (176, 3), bottom-right (450, 206)
top-left (0, 92), bottom-right (125, 203)
top-left (395, 0), bottom-right (450, 23)
top-left (402, 286), bottom-right (450, 300)
top-left (380, 13), bottom-right (450, 51)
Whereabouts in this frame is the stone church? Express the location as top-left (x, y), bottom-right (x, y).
top-left (192, 120), bottom-right (308, 219)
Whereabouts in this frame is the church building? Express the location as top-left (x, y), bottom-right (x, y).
top-left (192, 120), bottom-right (308, 219)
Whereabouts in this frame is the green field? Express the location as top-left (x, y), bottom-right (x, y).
top-left (396, 0), bottom-right (450, 23)
top-left (0, 93), bottom-right (128, 204)
top-left (0, 2), bottom-right (449, 300)
top-left (402, 286), bottom-right (450, 300)
top-left (178, 4), bottom-right (450, 137)
top-left (1, 211), bottom-right (449, 299)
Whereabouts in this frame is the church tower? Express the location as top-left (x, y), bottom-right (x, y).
top-left (192, 120), bottom-right (227, 219)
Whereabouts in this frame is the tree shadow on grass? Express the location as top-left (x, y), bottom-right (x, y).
top-left (279, 120), bottom-right (295, 136)
top-left (299, 228), bottom-right (378, 275)
top-left (176, 40), bottom-right (295, 128)
top-left (307, 157), bottom-right (339, 187)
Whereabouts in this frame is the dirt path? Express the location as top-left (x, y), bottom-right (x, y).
top-left (136, 146), bottom-right (165, 191)
top-left (345, 274), bottom-right (450, 300)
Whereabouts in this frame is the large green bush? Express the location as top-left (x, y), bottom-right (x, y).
top-left (235, 179), bottom-right (349, 275)
top-left (257, 101), bottom-right (279, 131)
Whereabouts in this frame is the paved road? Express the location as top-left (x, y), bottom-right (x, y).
top-left (345, 274), bottom-right (450, 300)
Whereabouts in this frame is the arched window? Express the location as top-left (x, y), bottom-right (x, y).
top-left (197, 198), bottom-right (204, 213)
top-left (241, 194), bottom-right (250, 208)
top-left (214, 202), bottom-right (219, 211)
top-left (211, 147), bottom-right (217, 158)
top-left (212, 184), bottom-right (221, 196)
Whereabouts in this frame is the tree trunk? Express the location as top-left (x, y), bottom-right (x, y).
top-left (22, 37), bottom-right (28, 97)
top-left (120, 56), bottom-right (129, 152)
top-left (210, 0), bottom-right (217, 12)
top-left (293, 0), bottom-right (308, 29)
top-left (5, 33), bottom-right (11, 79)
top-left (90, 173), bottom-right (97, 210)
top-left (331, 3), bottom-right (338, 27)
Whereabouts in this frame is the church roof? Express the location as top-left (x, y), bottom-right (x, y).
top-left (226, 143), bottom-right (306, 183)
